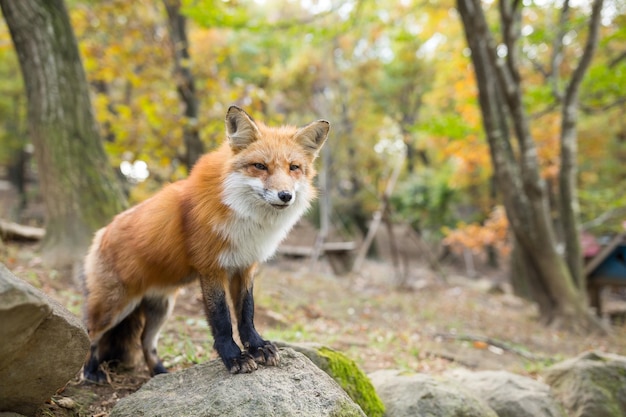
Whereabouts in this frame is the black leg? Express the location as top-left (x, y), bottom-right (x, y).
top-left (201, 277), bottom-right (257, 374)
top-left (83, 292), bottom-right (141, 383)
top-left (141, 295), bottom-right (174, 376)
top-left (83, 344), bottom-right (107, 383)
top-left (235, 283), bottom-right (280, 367)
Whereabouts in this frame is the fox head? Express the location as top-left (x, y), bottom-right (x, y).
top-left (222, 106), bottom-right (329, 217)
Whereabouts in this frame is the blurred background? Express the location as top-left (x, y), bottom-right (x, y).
top-left (0, 0), bottom-right (625, 339)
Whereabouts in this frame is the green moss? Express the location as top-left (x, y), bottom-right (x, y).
top-left (317, 347), bottom-right (385, 417)
top-left (545, 354), bottom-right (626, 417)
top-left (330, 398), bottom-right (369, 417)
top-left (590, 364), bottom-right (626, 415)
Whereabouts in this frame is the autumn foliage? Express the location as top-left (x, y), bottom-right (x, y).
top-left (0, 0), bottom-right (624, 257)
top-left (443, 206), bottom-right (511, 260)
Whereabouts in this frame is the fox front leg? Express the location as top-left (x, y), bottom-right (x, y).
top-left (230, 269), bottom-right (280, 367)
top-left (200, 275), bottom-right (257, 374)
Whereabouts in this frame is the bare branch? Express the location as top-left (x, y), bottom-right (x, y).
top-left (564, 0), bottom-right (604, 104)
top-left (580, 96), bottom-right (626, 114)
top-left (530, 102), bottom-right (560, 119)
top-left (0, 219), bottom-right (45, 241)
top-left (549, 0), bottom-right (571, 101)
top-left (609, 50), bottom-right (626, 68)
top-left (582, 207), bottom-right (626, 230)
top-left (583, 206), bottom-right (626, 230)
top-left (528, 56), bottom-right (550, 79)
top-left (434, 332), bottom-right (546, 361)
top-left (499, 0), bottom-right (522, 83)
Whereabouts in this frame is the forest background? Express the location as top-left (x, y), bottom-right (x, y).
top-left (0, 0), bottom-right (625, 332)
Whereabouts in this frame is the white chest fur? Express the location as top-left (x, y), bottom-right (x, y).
top-left (216, 172), bottom-right (311, 269)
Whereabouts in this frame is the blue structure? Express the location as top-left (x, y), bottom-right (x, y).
top-left (585, 233), bottom-right (626, 316)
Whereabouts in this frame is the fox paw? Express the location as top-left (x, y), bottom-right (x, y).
top-left (249, 342), bottom-right (280, 367)
top-left (83, 367), bottom-right (107, 384)
top-left (152, 362), bottom-right (168, 376)
top-left (228, 352), bottom-right (258, 374)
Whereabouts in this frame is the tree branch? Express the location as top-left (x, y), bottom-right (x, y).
top-left (530, 101), bottom-right (559, 119)
top-left (558, 0), bottom-right (604, 288)
top-left (564, 0), bottom-right (604, 105)
top-left (488, 2), bottom-right (541, 197)
top-left (582, 206), bottom-right (626, 230)
top-left (528, 56), bottom-right (550, 79)
top-left (434, 332), bottom-right (546, 361)
top-left (499, 0), bottom-right (522, 83)
top-left (549, 0), bottom-right (571, 101)
top-left (609, 50), bottom-right (626, 68)
top-left (580, 96), bottom-right (626, 114)
top-left (0, 219), bottom-right (45, 241)
top-left (456, 0), bottom-right (532, 242)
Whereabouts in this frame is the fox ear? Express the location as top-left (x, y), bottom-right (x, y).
top-left (225, 106), bottom-right (260, 152)
top-left (295, 120), bottom-right (330, 157)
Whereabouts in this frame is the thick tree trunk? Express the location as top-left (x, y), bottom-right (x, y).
top-left (163, 0), bottom-right (204, 171)
top-left (456, 0), bottom-right (603, 332)
top-left (1, 0), bottom-right (127, 266)
top-left (510, 239), bottom-right (555, 320)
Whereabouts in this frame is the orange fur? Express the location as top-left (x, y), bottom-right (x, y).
top-left (83, 106), bottom-right (329, 378)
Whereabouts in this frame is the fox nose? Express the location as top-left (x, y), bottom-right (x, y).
top-left (278, 190), bottom-right (293, 203)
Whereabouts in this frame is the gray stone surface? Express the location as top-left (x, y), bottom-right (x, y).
top-left (110, 347), bottom-right (366, 417)
top-left (445, 369), bottom-right (566, 417)
top-left (277, 342), bottom-right (385, 417)
top-left (369, 369), bottom-right (498, 417)
top-left (542, 351), bottom-right (626, 417)
top-left (0, 263), bottom-right (89, 416)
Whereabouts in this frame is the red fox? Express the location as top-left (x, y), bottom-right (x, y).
top-left (82, 106), bottom-right (329, 381)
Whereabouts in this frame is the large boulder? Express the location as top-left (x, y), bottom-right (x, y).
top-left (369, 369), bottom-right (497, 417)
top-left (542, 351), bottom-right (626, 417)
top-left (110, 347), bottom-right (366, 417)
top-left (277, 342), bottom-right (385, 417)
top-left (0, 263), bottom-right (89, 416)
top-left (445, 369), bottom-right (566, 417)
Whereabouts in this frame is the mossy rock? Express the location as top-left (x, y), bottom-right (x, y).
top-left (542, 351), bottom-right (626, 417)
top-left (277, 342), bottom-right (385, 417)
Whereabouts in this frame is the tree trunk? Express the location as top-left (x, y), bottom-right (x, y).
top-left (163, 0), bottom-right (204, 171)
top-left (7, 147), bottom-right (28, 218)
top-left (1, 0), bottom-right (127, 266)
top-left (558, 0), bottom-right (604, 291)
top-left (456, 0), bottom-right (604, 332)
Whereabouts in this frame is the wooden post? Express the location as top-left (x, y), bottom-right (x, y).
top-left (352, 151), bottom-right (405, 274)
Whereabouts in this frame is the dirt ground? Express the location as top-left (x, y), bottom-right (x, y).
top-left (3, 241), bottom-right (626, 417)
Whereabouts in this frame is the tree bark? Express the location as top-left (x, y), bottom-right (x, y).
top-left (456, 0), bottom-right (603, 332)
top-left (163, 0), bottom-right (204, 171)
top-left (1, 0), bottom-right (127, 266)
top-left (558, 0), bottom-right (604, 290)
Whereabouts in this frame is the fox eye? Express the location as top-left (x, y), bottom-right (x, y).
top-left (289, 164), bottom-right (300, 171)
top-left (253, 163), bottom-right (267, 171)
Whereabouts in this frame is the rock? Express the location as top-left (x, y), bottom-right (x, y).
top-left (110, 348), bottom-right (366, 417)
top-left (0, 263), bottom-right (89, 416)
top-left (542, 351), bottom-right (626, 417)
top-left (445, 369), bottom-right (566, 417)
top-left (277, 342), bottom-right (385, 417)
top-left (369, 369), bottom-right (498, 417)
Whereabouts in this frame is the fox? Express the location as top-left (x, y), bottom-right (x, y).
top-left (82, 106), bottom-right (329, 381)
